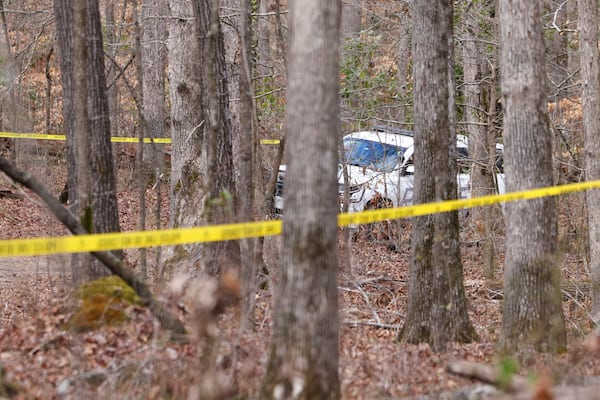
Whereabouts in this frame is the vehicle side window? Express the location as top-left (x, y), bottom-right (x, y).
top-left (457, 147), bottom-right (470, 174)
top-left (402, 155), bottom-right (414, 175)
top-left (495, 149), bottom-right (504, 173)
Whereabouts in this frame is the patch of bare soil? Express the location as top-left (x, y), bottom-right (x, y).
top-left (1, 152), bottom-right (600, 399)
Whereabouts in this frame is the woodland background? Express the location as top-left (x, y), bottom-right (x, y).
top-left (0, 0), bottom-right (599, 399)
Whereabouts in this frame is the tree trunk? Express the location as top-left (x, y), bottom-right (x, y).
top-left (55, 0), bottom-right (96, 284)
top-left (255, 0), bottom-right (276, 78)
top-left (461, 0), bottom-right (501, 280)
top-left (164, 0), bottom-right (206, 274)
top-left (578, 0), bottom-right (600, 321)
top-left (498, 0), bottom-right (566, 353)
top-left (398, 0), bottom-right (476, 352)
top-left (86, 0), bottom-right (121, 240)
top-left (260, 0), bottom-right (341, 398)
top-left (104, 2), bottom-right (119, 136)
top-left (445, 2), bottom-right (478, 347)
top-left (340, 0), bottom-right (361, 41)
top-left (141, 0), bottom-right (167, 172)
top-left (238, 0), bottom-right (259, 331)
top-left (192, 0), bottom-right (241, 276)
top-left (396, 2), bottom-right (410, 122)
top-left (55, 0), bottom-right (120, 284)
top-left (0, 0), bottom-right (14, 151)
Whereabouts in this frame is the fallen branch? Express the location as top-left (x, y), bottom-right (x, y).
top-left (446, 360), bottom-right (529, 392)
top-left (0, 155), bottom-right (186, 335)
top-left (447, 360), bottom-right (600, 400)
top-left (343, 320), bottom-right (401, 330)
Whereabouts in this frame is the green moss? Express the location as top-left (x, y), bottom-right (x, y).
top-left (81, 205), bottom-right (94, 233)
top-left (64, 276), bottom-right (142, 332)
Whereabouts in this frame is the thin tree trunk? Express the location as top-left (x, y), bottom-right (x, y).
top-left (104, 2), bottom-right (119, 135)
top-left (86, 0), bottom-right (121, 239)
top-left (461, 1), bottom-right (500, 280)
top-left (238, 0), bottom-right (259, 331)
top-left (72, 0), bottom-right (95, 284)
top-left (141, 0), bottom-right (167, 170)
top-left (44, 46), bottom-right (53, 133)
top-left (192, 0), bottom-right (240, 277)
top-left (396, 2), bottom-right (410, 122)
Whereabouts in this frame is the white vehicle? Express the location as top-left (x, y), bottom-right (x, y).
top-left (273, 126), bottom-right (505, 215)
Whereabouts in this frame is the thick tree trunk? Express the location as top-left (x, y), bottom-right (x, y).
top-left (164, 0), bottom-right (206, 274)
top-left (398, 0), bottom-right (476, 352)
top-left (260, 0), bottom-right (341, 398)
top-left (55, 0), bottom-right (120, 284)
top-left (499, 0), bottom-right (566, 353)
top-left (578, 0), bottom-right (600, 320)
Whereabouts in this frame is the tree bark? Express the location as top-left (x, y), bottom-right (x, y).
top-left (498, 0), bottom-right (566, 353)
top-left (396, 2), bottom-right (410, 122)
top-left (72, 0), bottom-right (96, 284)
top-left (461, 1), bottom-right (501, 280)
top-left (104, 2), bottom-right (119, 135)
top-left (55, 0), bottom-right (121, 284)
top-left (260, 0), bottom-right (341, 398)
top-left (141, 0), bottom-right (167, 170)
top-left (398, 0), bottom-right (476, 352)
top-left (578, 0), bottom-right (600, 321)
top-left (86, 0), bottom-right (121, 241)
top-left (238, 0), bottom-right (259, 331)
top-left (340, 0), bottom-right (361, 41)
top-left (192, 0), bottom-right (241, 277)
top-left (164, 0), bottom-right (206, 274)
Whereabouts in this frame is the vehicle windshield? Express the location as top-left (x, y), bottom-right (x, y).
top-left (343, 138), bottom-right (403, 173)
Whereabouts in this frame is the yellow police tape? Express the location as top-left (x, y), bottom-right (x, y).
top-left (0, 131), bottom-right (171, 144)
top-left (0, 131), bottom-right (281, 145)
top-left (1, 179), bottom-right (600, 257)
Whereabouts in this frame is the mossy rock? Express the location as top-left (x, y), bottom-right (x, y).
top-left (64, 276), bottom-right (143, 332)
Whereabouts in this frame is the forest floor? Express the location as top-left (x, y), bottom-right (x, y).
top-left (2, 146), bottom-right (600, 399)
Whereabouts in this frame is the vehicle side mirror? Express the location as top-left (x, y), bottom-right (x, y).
top-left (404, 165), bottom-right (415, 175)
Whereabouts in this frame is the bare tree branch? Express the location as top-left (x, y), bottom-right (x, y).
top-left (0, 155), bottom-right (186, 335)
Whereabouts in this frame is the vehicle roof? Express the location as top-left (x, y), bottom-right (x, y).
top-left (344, 130), bottom-right (415, 148)
top-left (343, 127), bottom-right (502, 153)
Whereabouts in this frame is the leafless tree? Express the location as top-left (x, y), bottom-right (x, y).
top-left (499, 0), bottom-right (566, 353)
top-left (398, 0), bottom-right (477, 352)
top-left (260, 0), bottom-right (341, 398)
top-left (578, 0), bottom-right (600, 321)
